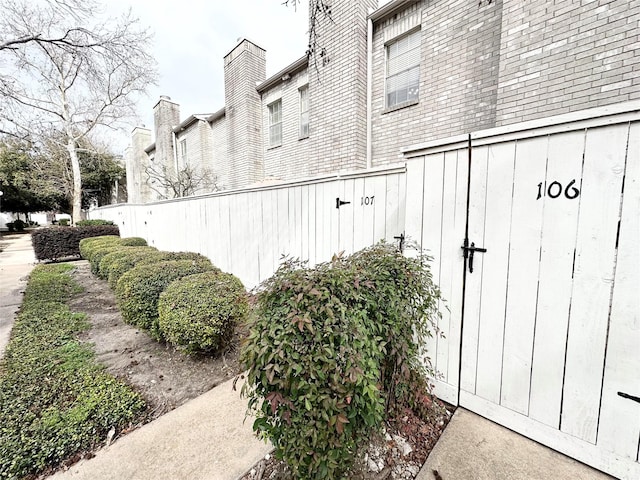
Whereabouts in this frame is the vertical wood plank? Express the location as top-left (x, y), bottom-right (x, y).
top-left (316, 183), bottom-right (329, 263)
top-left (308, 185), bottom-right (317, 266)
top-left (365, 175), bottom-right (385, 246)
top-left (404, 158), bottom-right (425, 248)
top-left (250, 191), bottom-right (263, 287)
top-left (378, 175), bottom-right (393, 242)
top-left (277, 188), bottom-right (289, 261)
top-left (597, 122), bottom-right (640, 460)
top-left (352, 177), bottom-right (366, 252)
top-left (338, 179), bottom-right (355, 255)
top-left (435, 150), bottom-right (465, 385)
top-left (561, 124), bottom-right (628, 443)
top-left (444, 150), bottom-right (468, 396)
top-left (301, 186), bottom-right (310, 262)
top-left (421, 153), bottom-right (445, 376)
top-left (329, 180), bottom-right (341, 257)
top-left (471, 143), bottom-right (517, 404)
top-left (293, 186), bottom-right (303, 259)
top-left (460, 145), bottom-right (489, 394)
top-left (528, 130), bottom-right (585, 427)
top-left (260, 190), bottom-right (274, 283)
top-left (499, 136), bottom-right (547, 415)
top-left (220, 195), bottom-right (233, 273)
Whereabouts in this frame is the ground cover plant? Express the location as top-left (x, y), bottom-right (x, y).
top-left (241, 243), bottom-right (443, 479)
top-left (0, 264), bottom-right (145, 479)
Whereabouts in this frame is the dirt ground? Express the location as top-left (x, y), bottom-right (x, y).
top-left (69, 260), bottom-right (242, 421)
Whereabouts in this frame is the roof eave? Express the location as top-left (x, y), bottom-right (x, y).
top-left (369, 0), bottom-right (418, 22)
top-left (256, 55), bottom-right (308, 93)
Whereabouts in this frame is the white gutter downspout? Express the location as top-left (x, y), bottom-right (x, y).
top-left (366, 14), bottom-right (373, 169)
top-left (171, 130), bottom-right (180, 196)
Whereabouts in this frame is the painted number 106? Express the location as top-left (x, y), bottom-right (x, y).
top-left (536, 179), bottom-right (580, 200)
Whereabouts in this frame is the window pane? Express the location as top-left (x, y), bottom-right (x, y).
top-left (386, 30), bottom-right (421, 108)
top-left (268, 99), bottom-right (282, 146)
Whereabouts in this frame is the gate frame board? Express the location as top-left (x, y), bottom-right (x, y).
top-left (403, 100), bottom-right (640, 480)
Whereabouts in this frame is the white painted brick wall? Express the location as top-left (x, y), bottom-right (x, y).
top-left (495, 0), bottom-right (640, 124)
top-left (371, 0), bottom-right (502, 166)
top-left (262, 69), bottom-right (311, 180)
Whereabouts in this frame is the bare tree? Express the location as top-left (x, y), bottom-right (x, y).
top-left (283, 0), bottom-right (333, 71)
top-left (145, 163), bottom-right (220, 200)
top-left (0, 0), bottom-right (102, 52)
top-left (0, 1), bottom-right (157, 223)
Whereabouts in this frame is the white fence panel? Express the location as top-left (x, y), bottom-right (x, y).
top-left (91, 168), bottom-right (406, 289)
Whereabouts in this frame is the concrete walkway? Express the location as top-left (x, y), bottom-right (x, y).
top-left (49, 376), bottom-right (271, 480)
top-left (417, 409), bottom-right (613, 480)
top-left (0, 232), bottom-right (36, 357)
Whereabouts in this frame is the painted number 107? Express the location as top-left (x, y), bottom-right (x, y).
top-left (361, 196), bottom-right (375, 206)
top-left (536, 179), bottom-right (580, 200)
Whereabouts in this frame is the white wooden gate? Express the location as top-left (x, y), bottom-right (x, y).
top-left (404, 103), bottom-right (640, 479)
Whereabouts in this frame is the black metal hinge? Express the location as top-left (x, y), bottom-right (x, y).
top-left (336, 197), bottom-right (351, 209)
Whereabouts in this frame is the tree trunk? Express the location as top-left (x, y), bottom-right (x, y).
top-left (67, 139), bottom-right (82, 225)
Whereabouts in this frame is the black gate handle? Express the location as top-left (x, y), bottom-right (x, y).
top-left (618, 392), bottom-right (640, 404)
top-left (461, 240), bottom-right (487, 274)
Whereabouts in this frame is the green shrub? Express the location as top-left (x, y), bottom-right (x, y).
top-left (115, 260), bottom-right (216, 338)
top-left (106, 250), bottom-right (209, 289)
top-left (12, 219), bottom-right (26, 231)
top-left (89, 244), bottom-right (124, 275)
top-left (158, 271), bottom-right (248, 354)
top-left (78, 235), bottom-right (121, 261)
top-left (88, 239), bottom-right (147, 277)
top-left (0, 264), bottom-right (144, 479)
top-left (32, 226), bottom-right (120, 261)
top-left (241, 243), bottom-right (442, 478)
top-left (58, 218), bottom-right (69, 226)
top-left (147, 251), bottom-right (211, 263)
top-left (119, 237), bottom-right (147, 247)
top-left (76, 219), bottom-right (115, 226)
top-left (99, 246), bottom-right (158, 284)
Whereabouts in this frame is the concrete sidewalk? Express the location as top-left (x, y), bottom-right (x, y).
top-left (49, 376), bottom-right (271, 480)
top-left (0, 232), bottom-right (36, 357)
top-left (417, 409), bottom-right (613, 480)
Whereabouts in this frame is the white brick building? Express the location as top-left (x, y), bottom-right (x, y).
top-left (126, 0), bottom-right (640, 203)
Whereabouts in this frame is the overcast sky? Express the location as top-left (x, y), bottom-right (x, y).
top-left (102, 0), bottom-right (393, 153)
top-left (104, 0), bottom-right (310, 146)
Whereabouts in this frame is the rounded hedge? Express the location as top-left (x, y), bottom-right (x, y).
top-left (145, 251), bottom-right (211, 264)
top-left (79, 235), bottom-right (120, 261)
top-left (89, 244), bottom-right (126, 275)
top-left (119, 237), bottom-right (148, 247)
top-left (106, 250), bottom-right (212, 289)
top-left (99, 246), bottom-right (159, 282)
top-left (158, 271), bottom-right (248, 355)
top-left (115, 259), bottom-right (216, 338)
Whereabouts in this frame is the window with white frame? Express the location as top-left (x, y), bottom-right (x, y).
top-left (386, 29), bottom-right (421, 109)
top-left (299, 85), bottom-right (309, 138)
top-left (268, 99), bottom-right (282, 147)
top-left (179, 139), bottom-right (187, 162)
